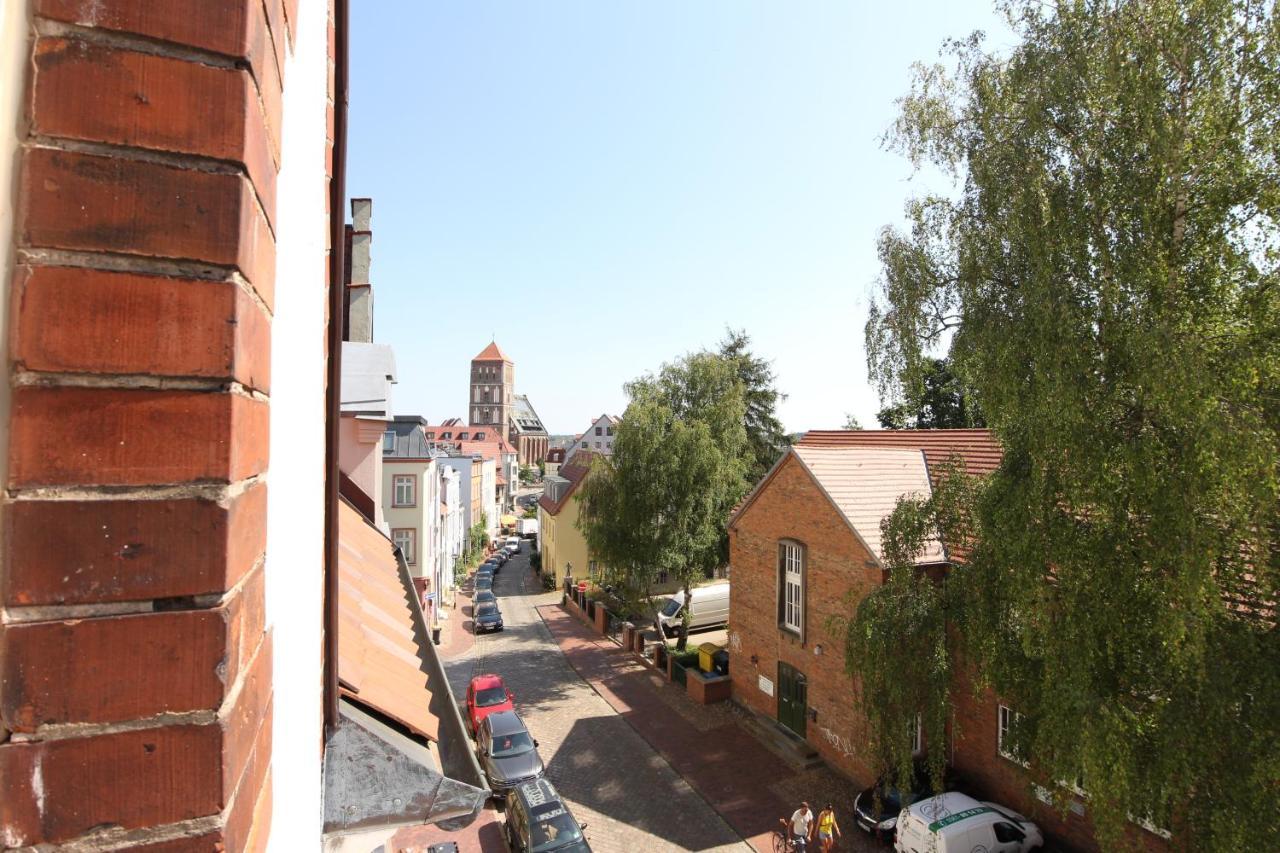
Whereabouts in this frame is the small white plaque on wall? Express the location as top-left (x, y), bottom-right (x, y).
top-left (758, 675), bottom-right (774, 697)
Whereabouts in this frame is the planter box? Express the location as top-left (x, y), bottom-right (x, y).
top-left (686, 669), bottom-right (732, 705)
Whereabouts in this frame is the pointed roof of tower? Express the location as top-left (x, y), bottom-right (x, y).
top-left (473, 340), bottom-right (510, 362)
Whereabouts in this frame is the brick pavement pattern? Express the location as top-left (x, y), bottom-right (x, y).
top-left (538, 604), bottom-right (888, 853)
top-left (394, 548), bottom-right (748, 853)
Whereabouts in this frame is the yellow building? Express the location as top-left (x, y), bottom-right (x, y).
top-left (538, 458), bottom-right (597, 585)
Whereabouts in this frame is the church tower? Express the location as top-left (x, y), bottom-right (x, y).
top-left (469, 341), bottom-right (514, 442)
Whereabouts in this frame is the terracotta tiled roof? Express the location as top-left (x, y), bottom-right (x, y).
top-left (337, 500), bottom-right (439, 741)
top-left (790, 445), bottom-right (945, 566)
top-left (538, 455), bottom-right (593, 516)
top-left (473, 341), bottom-right (510, 362)
top-left (796, 429), bottom-right (1002, 482)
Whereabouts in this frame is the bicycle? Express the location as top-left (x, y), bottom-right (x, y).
top-left (772, 819), bottom-right (810, 853)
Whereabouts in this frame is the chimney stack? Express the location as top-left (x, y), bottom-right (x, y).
top-left (345, 197), bottom-right (374, 343)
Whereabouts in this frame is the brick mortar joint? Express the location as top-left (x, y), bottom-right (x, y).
top-left (6, 709), bottom-right (220, 744)
top-left (34, 17), bottom-right (242, 72)
top-left (24, 138), bottom-right (281, 246)
top-left (1, 553), bottom-right (266, 626)
top-left (6, 472), bottom-right (266, 505)
top-left (34, 814), bottom-right (224, 851)
top-left (11, 371), bottom-right (270, 403)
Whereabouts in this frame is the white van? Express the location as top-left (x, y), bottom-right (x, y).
top-left (895, 792), bottom-right (1043, 853)
top-left (656, 583), bottom-right (729, 636)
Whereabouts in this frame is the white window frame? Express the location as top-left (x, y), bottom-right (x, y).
top-left (998, 704), bottom-right (1029, 765)
top-left (393, 474), bottom-right (417, 507)
top-left (392, 528), bottom-right (416, 565)
top-left (780, 541), bottom-right (803, 634)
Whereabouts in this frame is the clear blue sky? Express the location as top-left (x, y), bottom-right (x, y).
top-left (348, 1), bottom-right (1009, 435)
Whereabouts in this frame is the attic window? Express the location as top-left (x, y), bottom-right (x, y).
top-left (441, 432), bottom-right (452, 439)
top-left (425, 432), bottom-right (435, 439)
top-left (459, 432), bottom-right (470, 440)
top-left (475, 432), bottom-right (486, 440)
top-left (382, 431), bottom-right (395, 452)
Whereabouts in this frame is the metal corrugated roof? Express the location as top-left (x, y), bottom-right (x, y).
top-left (791, 445), bottom-right (945, 566)
top-left (337, 501), bottom-right (439, 741)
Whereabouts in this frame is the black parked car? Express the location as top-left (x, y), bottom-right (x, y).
top-left (853, 763), bottom-right (939, 841)
top-left (474, 603), bottom-right (503, 632)
top-left (476, 710), bottom-right (543, 792)
top-left (475, 575), bottom-right (493, 592)
top-left (503, 777), bottom-right (591, 852)
top-left (473, 590), bottom-right (496, 607)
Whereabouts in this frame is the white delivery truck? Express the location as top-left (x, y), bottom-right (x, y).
top-left (518, 518), bottom-right (538, 538)
top-left (895, 792), bottom-right (1043, 853)
top-left (656, 583), bottom-right (730, 637)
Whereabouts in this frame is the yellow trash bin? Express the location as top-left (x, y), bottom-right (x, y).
top-left (698, 642), bottom-right (721, 673)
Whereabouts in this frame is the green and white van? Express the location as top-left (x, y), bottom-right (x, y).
top-left (895, 792), bottom-right (1044, 853)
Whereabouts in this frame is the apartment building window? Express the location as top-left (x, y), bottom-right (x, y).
top-left (998, 705), bottom-right (1028, 764)
top-left (382, 431), bottom-right (395, 452)
top-left (595, 426), bottom-right (602, 436)
top-left (606, 427), bottom-right (614, 436)
top-left (392, 528), bottom-right (416, 565)
top-left (393, 475), bottom-right (417, 507)
top-left (778, 540), bottom-right (804, 635)
top-left (580, 441), bottom-right (587, 449)
top-left (594, 441), bottom-right (601, 448)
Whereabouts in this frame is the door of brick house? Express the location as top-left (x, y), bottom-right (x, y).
top-left (778, 662), bottom-right (807, 738)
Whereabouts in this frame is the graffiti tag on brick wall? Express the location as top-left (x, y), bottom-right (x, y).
top-left (818, 725), bottom-right (856, 758)
top-left (727, 631), bottom-right (741, 652)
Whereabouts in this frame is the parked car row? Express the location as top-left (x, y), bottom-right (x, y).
top-left (466, 672), bottom-right (591, 852)
top-left (472, 542), bottom-right (519, 632)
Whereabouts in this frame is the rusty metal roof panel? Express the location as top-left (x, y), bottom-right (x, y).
top-left (337, 500), bottom-right (439, 741)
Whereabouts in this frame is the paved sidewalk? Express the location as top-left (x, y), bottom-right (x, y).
top-left (538, 603), bottom-right (885, 853)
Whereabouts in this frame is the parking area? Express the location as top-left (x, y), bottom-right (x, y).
top-left (393, 545), bottom-right (748, 852)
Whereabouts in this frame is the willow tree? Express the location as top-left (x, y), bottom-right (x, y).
top-left (578, 352), bottom-right (750, 649)
top-left (860, 1), bottom-right (1280, 848)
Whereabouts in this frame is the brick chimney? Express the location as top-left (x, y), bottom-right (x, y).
top-left (345, 197), bottom-right (373, 343)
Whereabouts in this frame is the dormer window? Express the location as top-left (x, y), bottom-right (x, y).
top-left (382, 431), bottom-right (395, 452)
top-left (475, 432), bottom-right (486, 440)
top-left (441, 432), bottom-right (452, 439)
top-left (459, 432), bottom-right (470, 440)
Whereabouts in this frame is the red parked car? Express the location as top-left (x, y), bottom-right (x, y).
top-left (466, 673), bottom-right (514, 735)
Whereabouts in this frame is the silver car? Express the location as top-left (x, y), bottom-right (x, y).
top-left (476, 710), bottom-right (543, 792)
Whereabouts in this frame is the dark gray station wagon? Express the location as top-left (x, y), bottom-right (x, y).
top-left (476, 710), bottom-right (543, 792)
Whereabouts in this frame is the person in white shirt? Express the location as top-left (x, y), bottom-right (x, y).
top-left (788, 802), bottom-right (814, 850)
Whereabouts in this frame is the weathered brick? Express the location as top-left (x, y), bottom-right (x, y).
top-left (10, 266), bottom-right (270, 391)
top-left (222, 632), bottom-right (271, 798)
top-left (8, 387), bottom-right (269, 488)
top-left (19, 148), bottom-right (275, 308)
top-left (0, 725), bottom-right (221, 845)
top-left (30, 38), bottom-right (278, 224)
top-left (3, 610), bottom-right (224, 730)
top-left (2, 482), bottom-right (266, 607)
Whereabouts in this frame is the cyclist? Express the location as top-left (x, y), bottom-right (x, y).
top-left (788, 801), bottom-right (814, 851)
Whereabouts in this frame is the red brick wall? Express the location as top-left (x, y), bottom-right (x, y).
top-left (0, 1), bottom-right (295, 847)
top-left (728, 453), bottom-right (885, 785)
top-left (950, 679), bottom-right (1169, 853)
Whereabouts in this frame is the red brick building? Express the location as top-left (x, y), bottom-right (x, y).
top-left (728, 430), bottom-right (1167, 853)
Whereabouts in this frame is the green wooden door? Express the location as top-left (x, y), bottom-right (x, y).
top-left (777, 662), bottom-right (807, 738)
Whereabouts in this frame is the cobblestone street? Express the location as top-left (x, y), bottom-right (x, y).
top-left (395, 547), bottom-right (749, 852)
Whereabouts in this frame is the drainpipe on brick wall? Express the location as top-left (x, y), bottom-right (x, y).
top-left (323, 0), bottom-right (351, 741)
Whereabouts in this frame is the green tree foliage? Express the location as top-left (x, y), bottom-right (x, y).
top-left (578, 352), bottom-right (750, 648)
top-left (859, 2), bottom-right (1279, 847)
top-left (875, 357), bottom-right (984, 429)
top-left (719, 328), bottom-right (788, 482)
top-left (842, 414), bottom-right (865, 430)
top-left (519, 464), bottom-right (537, 484)
top-left (835, 462), bottom-right (977, 797)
